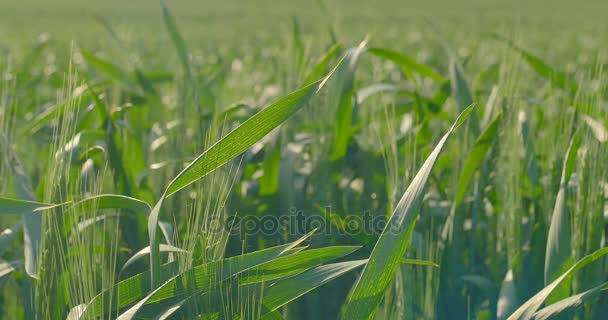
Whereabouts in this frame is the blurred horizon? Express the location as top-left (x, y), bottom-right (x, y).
top-left (1, 0), bottom-right (606, 47)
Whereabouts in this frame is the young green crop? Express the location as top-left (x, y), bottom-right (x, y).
top-left (0, 1), bottom-right (607, 319)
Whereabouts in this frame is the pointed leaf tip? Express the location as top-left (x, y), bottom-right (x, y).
top-left (453, 103), bottom-right (478, 131)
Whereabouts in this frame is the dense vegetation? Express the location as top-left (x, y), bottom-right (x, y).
top-left (1, 1), bottom-right (607, 319)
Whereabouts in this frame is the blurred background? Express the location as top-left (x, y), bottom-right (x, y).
top-left (2, 0), bottom-right (607, 46)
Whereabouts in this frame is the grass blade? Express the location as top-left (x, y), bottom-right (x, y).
top-left (341, 103), bottom-right (477, 320)
top-left (544, 130), bottom-right (582, 303)
top-left (454, 112), bottom-right (503, 207)
top-left (507, 247), bottom-right (608, 320)
top-left (450, 58), bottom-right (480, 136)
top-left (160, 0), bottom-right (192, 80)
top-left (163, 259), bottom-right (368, 319)
top-left (356, 83), bottom-right (398, 104)
top-left (491, 34), bottom-right (572, 91)
top-left (146, 57), bottom-right (344, 287)
top-left (164, 58), bottom-right (344, 197)
top-left (1, 132), bottom-right (41, 278)
top-left (150, 246), bottom-right (361, 319)
top-left (367, 47), bottom-right (444, 82)
top-left (329, 40), bottom-right (367, 161)
top-left (0, 197), bottom-right (56, 215)
top-left (76, 230), bottom-right (315, 318)
top-left (532, 281), bottom-right (608, 320)
top-left (120, 244), bottom-right (186, 273)
top-left (259, 135), bottom-right (282, 196)
top-left (401, 259), bottom-right (440, 268)
top-left (116, 241), bottom-right (330, 319)
top-left (302, 42), bottom-right (342, 85)
top-left (238, 246), bottom-right (360, 285)
top-left (74, 194), bottom-right (151, 216)
top-left (261, 260), bottom-right (368, 316)
top-left (74, 194), bottom-right (173, 244)
top-left (79, 49), bottom-right (141, 95)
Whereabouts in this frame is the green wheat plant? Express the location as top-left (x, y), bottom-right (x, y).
top-left (0, 0), bottom-right (606, 319)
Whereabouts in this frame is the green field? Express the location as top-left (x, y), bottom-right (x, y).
top-left (1, 0), bottom-right (607, 319)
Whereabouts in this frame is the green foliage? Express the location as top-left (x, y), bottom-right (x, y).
top-left (342, 104), bottom-right (476, 320)
top-left (0, 1), bottom-right (606, 320)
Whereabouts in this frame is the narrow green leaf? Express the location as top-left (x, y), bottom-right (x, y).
top-left (74, 214), bottom-right (118, 232)
top-left (1, 132), bottom-right (41, 278)
top-left (0, 197), bottom-right (56, 215)
top-left (86, 82), bottom-right (110, 123)
top-left (342, 103), bottom-right (477, 320)
top-left (75, 194), bottom-right (151, 216)
top-left (154, 246), bottom-right (361, 319)
top-left (120, 244), bottom-right (187, 272)
top-left (160, 0), bottom-right (192, 80)
top-left (164, 58), bottom-right (344, 197)
top-left (329, 40), bottom-right (367, 161)
top-left (261, 260), bottom-right (367, 317)
top-left (532, 282), bottom-right (608, 320)
top-left (55, 130), bottom-right (106, 158)
top-left (455, 112), bottom-right (502, 207)
top-left (356, 83), bottom-right (398, 104)
top-left (318, 206), bottom-right (375, 245)
top-left (291, 16), bottom-right (305, 72)
top-left (491, 34), bottom-right (571, 90)
top-left (367, 47), bottom-right (444, 82)
top-left (163, 260), bottom-right (367, 320)
top-left (94, 16), bottom-right (126, 48)
top-left (401, 259), bottom-right (440, 268)
top-left (450, 58), bottom-right (480, 135)
top-left (66, 305), bottom-right (86, 320)
top-left (19, 102), bottom-right (66, 135)
top-left (507, 247), bottom-right (608, 320)
top-left (544, 131), bottom-right (582, 303)
top-left (259, 136), bottom-right (282, 196)
top-left (146, 58), bottom-right (344, 287)
top-left (302, 43), bottom-right (341, 85)
top-left (73, 194), bottom-right (173, 244)
top-left (429, 80), bottom-right (452, 113)
top-left (76, 231), bottom-right (315, 318)
top-left (116, 236), bottom-right (316, 320)
top-left (80, 49), bottom-right (141, 95)
top-left (239, 246), bottom-right (360, 285)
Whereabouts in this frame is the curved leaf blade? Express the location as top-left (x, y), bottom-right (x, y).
top-left (342, 104), bottom-right (477, 320)
top-left (367, 47), bottom-right (444, 82)
top-left (1, 132), bottom-right (41, 278)
top-left (147, 57), bottom-right (346, 287)
top-left (454, 112), bottom-right (502, 207)
top-left (120, 244), bottom-right (187, 273)
top-left (261, 260), bottom-right (367, 316)
top-left (239, 246), bottom-right (360, 285)
top-left (75, 230), bottom-right (315, 319)
top-left (80, 49), bottom-right (141, 95)
top-left (164, 58), bottom-right (344, 197)
top-left (544, 130), bottom-right (582, 304)
top-left (532, 282), bottom-right (608, 320)
top-left (507, 247), bottom-right (608, 320)
top-left (116, 242), bottom-right (332, 320)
